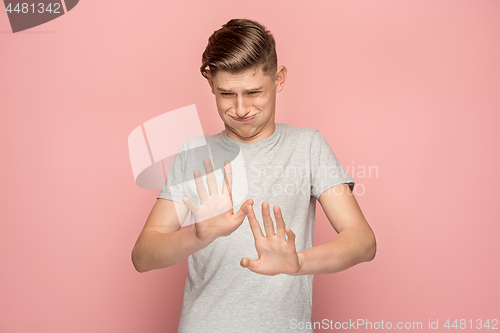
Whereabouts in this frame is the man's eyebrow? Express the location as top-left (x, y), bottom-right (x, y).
top-left (217, 87), bottom-right (263, 92)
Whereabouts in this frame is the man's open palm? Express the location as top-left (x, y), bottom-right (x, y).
top-left (182, 158), bottom-right (251, 243)
top-left (240, 201), bottom-right (300, 276)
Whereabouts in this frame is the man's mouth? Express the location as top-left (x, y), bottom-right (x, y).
top-left (231, 114), bottom-right (256, 122)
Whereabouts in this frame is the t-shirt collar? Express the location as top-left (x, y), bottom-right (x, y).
top-left (222, 123), bottom-right (282, 149)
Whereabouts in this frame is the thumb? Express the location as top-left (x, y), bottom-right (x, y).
top-left (233, 199), bottom-right (253, 221)
top-left (240, 257), bottom-right (258, 270)
top-left (285, 227), bottom-right (296, 246)
top-left (182, 196), bottom-right (196, 212)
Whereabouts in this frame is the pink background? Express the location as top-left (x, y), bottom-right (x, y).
top-left (1, 1), bottom-right (499, 332)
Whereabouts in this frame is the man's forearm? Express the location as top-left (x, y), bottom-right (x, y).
top-left (290, 227), bottom-right (376, 275)
top-left (132, 225), bottom-right (211, 273)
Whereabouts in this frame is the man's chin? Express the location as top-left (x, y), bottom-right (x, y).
top-left (225, 124), bottom-right (257, 138)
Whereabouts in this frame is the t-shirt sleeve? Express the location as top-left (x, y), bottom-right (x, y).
top-left (157, 140), bottom-right (188, 203)
top-left (310, 130), bottom-right (355, 200)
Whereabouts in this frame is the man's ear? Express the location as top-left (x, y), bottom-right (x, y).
top-left (275, 65), bottom-right (287, 93)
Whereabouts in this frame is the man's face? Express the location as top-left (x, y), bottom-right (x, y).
top-left (207, 65), bottom-right (286, 143)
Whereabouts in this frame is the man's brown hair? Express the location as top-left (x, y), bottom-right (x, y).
top-left (200, 18), bottom-right (277, 80)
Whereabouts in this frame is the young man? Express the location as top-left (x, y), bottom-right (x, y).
top-left (132, 18), bottom-right (376, 332)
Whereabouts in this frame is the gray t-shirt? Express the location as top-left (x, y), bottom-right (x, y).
top-left (157, 123), bottom-right (355, 333)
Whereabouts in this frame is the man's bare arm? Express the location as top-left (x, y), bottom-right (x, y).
top-left (131, 199), bottom-right (207, 272)
top-left (132, 159), bottom-right (250, 273)
top-left (291, 183), bottom-right (376, 275)
top-left (240, 183), bottom-right (375, 276)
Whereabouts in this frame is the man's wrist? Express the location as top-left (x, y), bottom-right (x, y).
top-left (287, 251), bottom-right (304, 276)
top-left (190, 224), bottom-right (216, 247)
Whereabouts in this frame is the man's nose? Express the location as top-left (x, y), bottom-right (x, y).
top-left (234, 96), bottom-right (251, 117)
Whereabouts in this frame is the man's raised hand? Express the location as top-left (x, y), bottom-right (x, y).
top-left (182, 158), bottom-right (252, 244)
top-left (240, 201), bottom-right (301, 276)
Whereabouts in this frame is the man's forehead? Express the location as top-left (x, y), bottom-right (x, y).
top-left (215, 67), bottom-right (263, 79)
top-left (213, 68), bottom-right (272, 90)
top-left (224, 66), bottom-right (260, 76)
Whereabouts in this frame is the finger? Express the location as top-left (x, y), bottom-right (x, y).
top-left (262, 201), bottom-right (275, 237)
top-left (221, 160), bottom-right (233, 200)
top-left (182, 196), bottom-right (197, 212)
top-left (203, 158), bottom-right (218, 196)
top-left (274, 206), bottom-right (286, 239)
top-left (246, 203), bottom-right (264, 238)
top-left (285, 227), bottom-right (296, 248)
top-left (240, 257), bottom-right (258, 270)
top-left (193, 169), bottom-right (209, 203)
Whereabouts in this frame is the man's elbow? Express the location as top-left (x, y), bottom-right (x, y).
top-left (131, 248), bottom-right (149, 273)
top-left (363, 232), bottom-right (377, 262)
